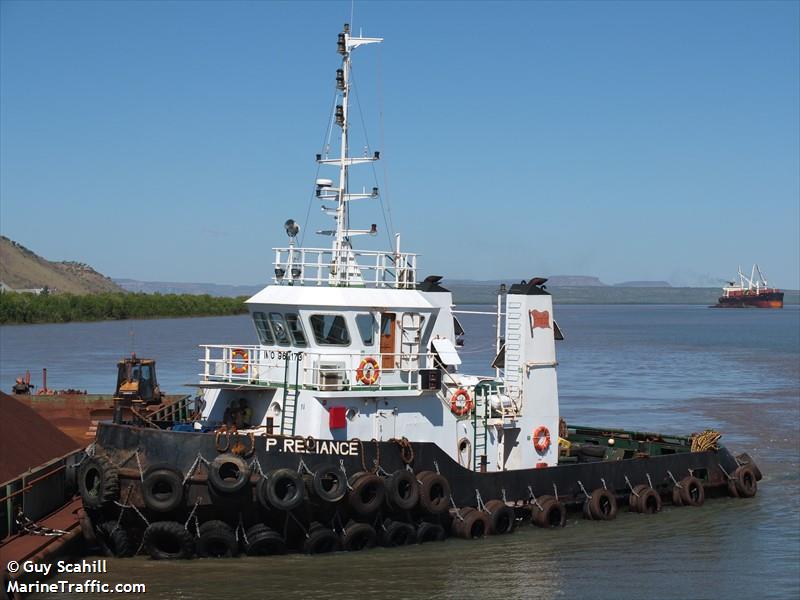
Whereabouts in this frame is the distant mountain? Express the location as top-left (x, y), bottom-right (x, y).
top-left (114, 279), bottom-right (263, 297)
top-left (0, 236), bottom-right (123, 294)
top-left (614, 281), bottom-right (672, 288)
top-left (546, 275), bottom-right (608, 286)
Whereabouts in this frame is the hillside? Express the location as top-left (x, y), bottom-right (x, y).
top-left (0, 236), bottom-right (123, 294)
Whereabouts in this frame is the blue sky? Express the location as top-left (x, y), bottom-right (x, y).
top-left (1, 0), bottom-right (798, 288)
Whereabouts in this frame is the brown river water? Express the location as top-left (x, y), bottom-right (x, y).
top-left (1, 305), bottom-right (797, 599)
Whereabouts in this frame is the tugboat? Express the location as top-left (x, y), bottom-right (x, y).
top-left (80, 25), bottom-right (762, 559)
top-left (713, 265), bottom-right (784, 308)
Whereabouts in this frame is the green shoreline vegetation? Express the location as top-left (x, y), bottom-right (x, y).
top-left (0, 291), bottom-right (248, 324)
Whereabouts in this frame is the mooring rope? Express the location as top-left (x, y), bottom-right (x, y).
top-left (691, 430), bottom-right (721, 452)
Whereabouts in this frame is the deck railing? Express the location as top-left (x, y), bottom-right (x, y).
top-left (199, 344), bottom-right (436, 392)
top-left (272, 247), bottom-right (418, 288)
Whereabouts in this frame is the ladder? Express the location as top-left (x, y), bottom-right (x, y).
top-left (472, 389), bottom-right (488, 471)
top-left (400, 313), bottom-right (422, 370)
top-left (280, 358), bottom-right (301, 436)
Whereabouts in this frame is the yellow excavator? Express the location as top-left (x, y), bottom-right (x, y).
top-left (89, 354), bottom-right (189, 427)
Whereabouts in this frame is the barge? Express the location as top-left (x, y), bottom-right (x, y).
top-left (79, 24), bottom-right (761, 559)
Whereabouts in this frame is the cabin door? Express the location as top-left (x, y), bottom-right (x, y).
top-left (374, 408), bottom-right (396, 441)
top-left (380, 313), bottom-right (396, 370)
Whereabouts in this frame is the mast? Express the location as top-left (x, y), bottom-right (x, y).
top-left (316, 24), bottom-right (383, 278)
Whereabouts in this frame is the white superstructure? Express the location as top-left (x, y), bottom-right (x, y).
top-left (722, 264), bottom-right (775, 297)
top-left (198, 25), bottom-right (561, 472)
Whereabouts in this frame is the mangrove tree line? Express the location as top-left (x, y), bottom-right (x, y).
top-left (0, 292), bottom-right (248, 324)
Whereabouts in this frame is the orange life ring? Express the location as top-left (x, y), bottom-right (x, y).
top-left (450, 388), bottom-right (473, 417)
top-left (533, 426), bottom-right (551, 453)
top-left (231, 348), bottom-right (249, 374)
top-left (356, 357), bottom-right (380, 385)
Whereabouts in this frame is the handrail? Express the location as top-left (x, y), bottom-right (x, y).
top-left (149, 394), bottom-right (193, 422)
top-left (198, 344), bottom-right (434, 392)
top-left (272, 246), bottom-right (418, 288)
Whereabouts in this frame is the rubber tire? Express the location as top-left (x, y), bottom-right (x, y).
top-left (341, 522), bottom-right (378, 551)
top-left (579, 444), bottom-right (606, 458)
top-left (416, 522), bottom-right (447, 543)
top-left (97, 522), bottom-right (136, 557)
top-left (380, 520), bottom-right (417, 547)
top-left (243, 524), bottom-right (286, 556)
top-left (485, 499), bottom-right (516, 534)
top-left (265, 469), bottom-right (306, 511)
top-left (142, 465), bottom-right (184, 513)
top-left (311, 464), bottom-right (348, 503)
top-left (78, 456), bottom-right (120, 510)
top-left (531, 498), bottom-right (566, 528)
top-left (143, 521), bottom-right (194, 560)
top-left (452, 509), bottom-right (491, 539)
top-left (678, 476), bottom-right (705, 507)
top-left (417, 471), bottom-right (451, 515)
top-left (347, 472), bottom-right (385, 516)
top-left (386, 469), bottom-right (420, 511)
top-left (303, 526), bottom-right (341, 554)
top-left (631, 487), bottom-right (662, 514)
top-left (734, 465), bottom-right (758, 498)
top-left (735, 454), bottom-right (763, 481)
top-left (196, 520), bottom-right (238, 558)
top-left (208, 454), bottom-right (249, 495)
top-left (587, 489), bottom-right (618, 521)
top-left (628, 484), bottom-right (650, 512)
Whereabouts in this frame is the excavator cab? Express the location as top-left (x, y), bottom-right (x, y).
top-left (114, 354), bottom-right (163, 406)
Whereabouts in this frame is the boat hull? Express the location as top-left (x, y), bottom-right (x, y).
top-left (714, 291), bottom-right (784, 308)
top-left (93, 422), bottom-right (743, 511)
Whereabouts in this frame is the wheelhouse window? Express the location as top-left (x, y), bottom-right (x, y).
top-left (253, 312), bottom-right (275, 345)
top-left (355, 313), bottom-right (376, 346)
top-left (285, 313), bottom-right (308, 347)
top-left (269, 312), bottom-right (290, 346)
top-left (310, 314), bottom-right (351, 346)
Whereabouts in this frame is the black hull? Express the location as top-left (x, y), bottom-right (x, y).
top-left (714, 291), bottom-right (784, 308)
top-left (94, 423), bottom-right (741, 509)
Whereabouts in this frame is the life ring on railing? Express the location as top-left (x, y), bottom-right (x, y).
top-left (450, 388), bottom-right (473, 417)
top-left (356, 357), bottom-right (380, 385)
top-left (533, 426), bottom-right (551, 454)
top-left (231, 348), bottom-right (249, 374)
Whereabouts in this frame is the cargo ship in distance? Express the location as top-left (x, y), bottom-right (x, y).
top-left (714, 265), bottom-right (784, 308)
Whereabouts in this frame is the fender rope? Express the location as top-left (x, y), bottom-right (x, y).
top-left (718, 463), bottom-right (734, 481)
top-left (297, 458), bottom-right (312, 475)
top-left (339, 459), bottom-right (354, 490)
top-left (372, 438), bottom-right (381, 473)
top-left (184, 498), bottom-right (201, 532)
top-left (475, 489), bottom-right (487, 513)
top-left (135, 451), bottom-right (144, 482)
top-left (249, 456), bottom-right (267, 479)
top-left (183, 453), bottom-right (211, 485)
top-left (111, 487), bottom-right (134, 534)
top-left (577, 480), bottom-right (590, 499)
top-left (625, 475), bottom-right (640, 497)
top-left (667, 470), bottom-right (682, 488)
top-left (552, 482), bottom-right (559, 502)
top-left (646, 473), bottom-right (654, 489)
top-left (527, 486), bottom-right (543, 511)
top-left (113, 500), bottom-right (150, 528)
top-left (449, 495), bottom-right (465, 521)
top-left (601, 477), bottom-right (608, 491)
